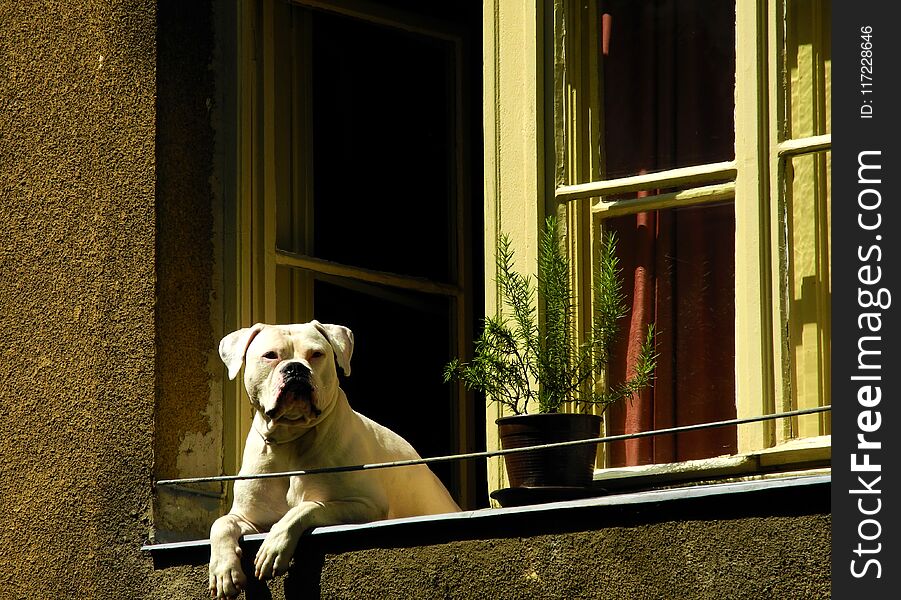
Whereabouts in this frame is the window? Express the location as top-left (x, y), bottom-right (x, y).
top-left (231, 0), bottom-right (485, 508)
top-left (562, 0), bottom-right (831, 466)
top-left (589, 0), bottom-right (738, 466)
top-left (484, 0), bottom-right (830, 489)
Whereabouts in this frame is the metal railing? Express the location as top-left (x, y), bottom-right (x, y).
top-left (155, 405), bottom-right (831, 487)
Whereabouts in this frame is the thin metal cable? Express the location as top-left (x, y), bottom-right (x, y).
top-left (156, 405), bottom-right (831, 486)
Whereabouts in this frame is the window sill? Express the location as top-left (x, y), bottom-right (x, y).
top-left (143, 473), bottom-right (830, 569)
top-left (592, 436), bottom-right (830, 493)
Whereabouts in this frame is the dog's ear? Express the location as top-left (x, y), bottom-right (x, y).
top-left (312, 321), bottom-right (354, 377)
top-left (219, 324), bottom-right (266, 380)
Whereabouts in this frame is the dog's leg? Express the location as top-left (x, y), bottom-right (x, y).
top-left (254, 499), bottom-right (386, 580)
top-left (209, 514), bottom-right (259, 599)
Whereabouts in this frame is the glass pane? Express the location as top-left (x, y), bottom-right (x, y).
top-left (311, 278), bottom-right (459, 491)
top-left (596, 0), bottom-right (735, 180)
top-left (782, 150), bottom-right (830, 437)
top-left (602, 201), bottom-right (736, 466)
top-left (785, 0), bottom-right (831, 138)
top-left (310, 12), bottom-right (456, 282)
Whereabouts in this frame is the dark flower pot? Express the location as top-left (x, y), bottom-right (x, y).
top-left (496, 412), bottom-right (602, 488)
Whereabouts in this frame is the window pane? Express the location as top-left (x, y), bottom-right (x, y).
top-left (602, 201), bottom-right (736, 466)
top-left (310, 12), bottom-right (457, 282)
top-left (596, 0), bottom-right (735, 180)
top-left (311, 278), bottom-right (460, 492)
top-left (785, 0), bottom-right (831, 138)
top-left (782, 150), bottom-right (830, 438)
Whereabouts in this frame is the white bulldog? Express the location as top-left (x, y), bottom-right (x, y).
top-left (208, 321), bottom-right (460, 598)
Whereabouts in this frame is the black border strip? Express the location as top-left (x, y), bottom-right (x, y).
top-left (832, 2), bottom-right (900, 596)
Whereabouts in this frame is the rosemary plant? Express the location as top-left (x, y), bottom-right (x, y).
top-left (444, 216), bottom-right (656, 415)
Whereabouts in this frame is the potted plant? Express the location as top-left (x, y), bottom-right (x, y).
top-left (444, 216), bottom-right (656, 498)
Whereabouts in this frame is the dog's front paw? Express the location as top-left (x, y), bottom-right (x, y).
top-left (254, 524), bottom-right (299, 580)
top-left (209, 545), bottom-right (247, 599)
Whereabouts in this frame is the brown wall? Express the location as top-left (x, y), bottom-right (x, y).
top-left (153, 0), bottom-right (228, 543)
top-left (317, 514), bottom-right (831, 599)
top-left (0, 0), bottom-right (222, 596)
top-left (145, 511), bottom-right (830, 599)
top-left (0, 0), bottom-right (158, 596)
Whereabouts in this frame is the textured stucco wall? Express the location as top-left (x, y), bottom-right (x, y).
top-left (0, 0), bottom-right (158, 597)
top-left (316, 514), bottom-right (832, 599)
top-left (0, 0), bottom-right (223, 596)
top-left (153, 0), bottom-right (227, 542)
top-left (143, 510), bottom-right (830, 599)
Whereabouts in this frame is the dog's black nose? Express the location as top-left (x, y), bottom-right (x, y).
top-left (265, 407), bottom-right (279, 419)
top-left (282, 362), bottom-right (310, 377)
top-left (281, 361), bottom-right (311, 379)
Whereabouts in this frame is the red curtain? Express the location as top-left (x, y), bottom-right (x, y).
top-left (599, 1), bottom-right (738, 466)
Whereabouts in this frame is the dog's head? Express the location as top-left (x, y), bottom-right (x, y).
top-left (219, 321), bottom-right (354, 435)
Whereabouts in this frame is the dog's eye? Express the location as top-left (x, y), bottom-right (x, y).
top-left (310, 350), bottom-right (325, 359)
top-left (262, 351), bottom-right (279, 360)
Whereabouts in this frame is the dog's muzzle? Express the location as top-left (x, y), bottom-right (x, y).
top-left (269, 362), bottom-right (319, 421)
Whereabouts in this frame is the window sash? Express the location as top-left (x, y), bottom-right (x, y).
top-left (770, 0), bottom-right (832, 444)
top-left (556, 161), bottom-right (737, 204)
top-left (235, 0), bottom-right (479, 503)
top-left (552, 0), bottom-right (832, 460)
top-left (592, 182), bottom-right (736, 219)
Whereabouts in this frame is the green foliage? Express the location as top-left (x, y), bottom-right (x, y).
top-left (443, 216), bottom-right (657, 415)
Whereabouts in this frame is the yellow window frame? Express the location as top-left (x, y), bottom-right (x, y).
top-left (483, 0), bottom-right (831, 493)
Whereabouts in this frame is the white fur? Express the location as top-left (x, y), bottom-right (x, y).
top-left (208, 321), bottom-right (460, 598)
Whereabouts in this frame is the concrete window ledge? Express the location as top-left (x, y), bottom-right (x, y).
top-left (144, 475), bottom-right (831, 598)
